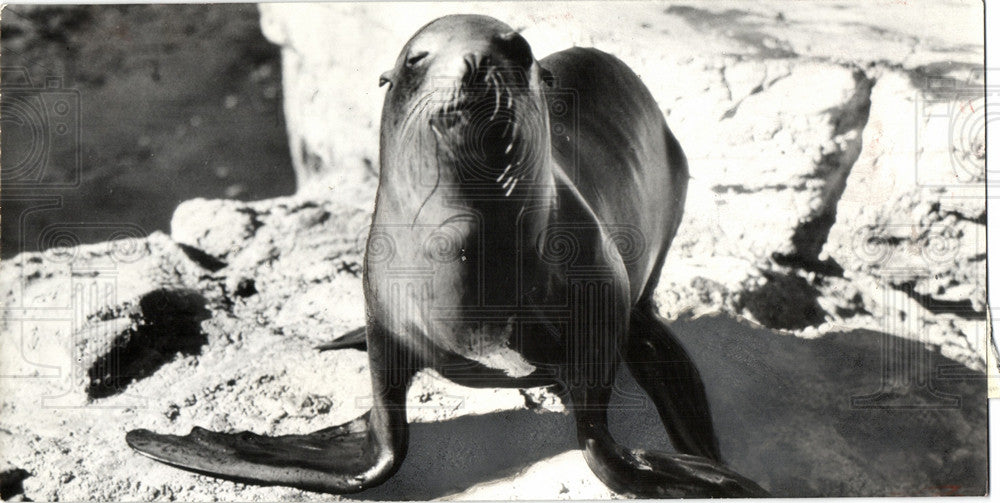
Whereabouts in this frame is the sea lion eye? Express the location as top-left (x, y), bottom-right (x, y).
top-left (406, 51), bottom-right (429, 67)
top-left (540, 67), bottom-right (556, 87)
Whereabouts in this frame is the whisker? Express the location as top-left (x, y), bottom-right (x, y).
top-left (412, 118), bottom-right (445, 227)
top-left (497, 72), bottom-right (516, 138)
top-left (496, 163), bottom-right (512, 182)
top-left (505, 177), bottom-right (519, 197)
top-left (490, 74), bottom-right (501, 121)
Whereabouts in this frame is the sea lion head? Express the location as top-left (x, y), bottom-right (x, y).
top-left (378, 15), bottom-right (553, 199)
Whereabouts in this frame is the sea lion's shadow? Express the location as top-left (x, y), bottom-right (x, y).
top-left (355, 371), bottom-right (671, 500)
top-left (672, 314), bottom-right (989, 497)
top-left (356, 408), bottom-right (575, 500)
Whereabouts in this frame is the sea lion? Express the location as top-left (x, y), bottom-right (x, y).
top-left (126, 14), bottom-right (767, 497)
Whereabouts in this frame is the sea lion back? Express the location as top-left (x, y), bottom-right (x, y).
top-left (540, 47), bottom-right (688, 302)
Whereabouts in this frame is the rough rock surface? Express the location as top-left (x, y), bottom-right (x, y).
top-left (0, 1), bottom-right (989, 500)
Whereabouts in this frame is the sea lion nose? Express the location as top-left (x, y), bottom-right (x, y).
top-left (462, 52), bottom-right (492, 81)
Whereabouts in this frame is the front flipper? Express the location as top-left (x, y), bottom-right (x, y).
top-left (571, 385), bottom-right (768, 498)
top-left (127, 322), bottom-right (416, 493)
top-left (583, 436), bottom-right (769, 498)
top-left (126, 414), bottom-right (378, 493)
top-left (626, 304), bottom-right (721, 461)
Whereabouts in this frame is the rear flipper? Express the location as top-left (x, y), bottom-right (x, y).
top-left (626, 302), bottom-right (721, 461)
top-left (315, 326), bottom-right (368, 352)
top-left (126, 413), bottom-right (381, 493)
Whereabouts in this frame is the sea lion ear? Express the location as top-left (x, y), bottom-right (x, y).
top-left (539, 66), bottom-right (555, 87)
top-left (495, 31), bottom-right (534, 70)
top-left (379, 70), bottom-right (395, 89)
